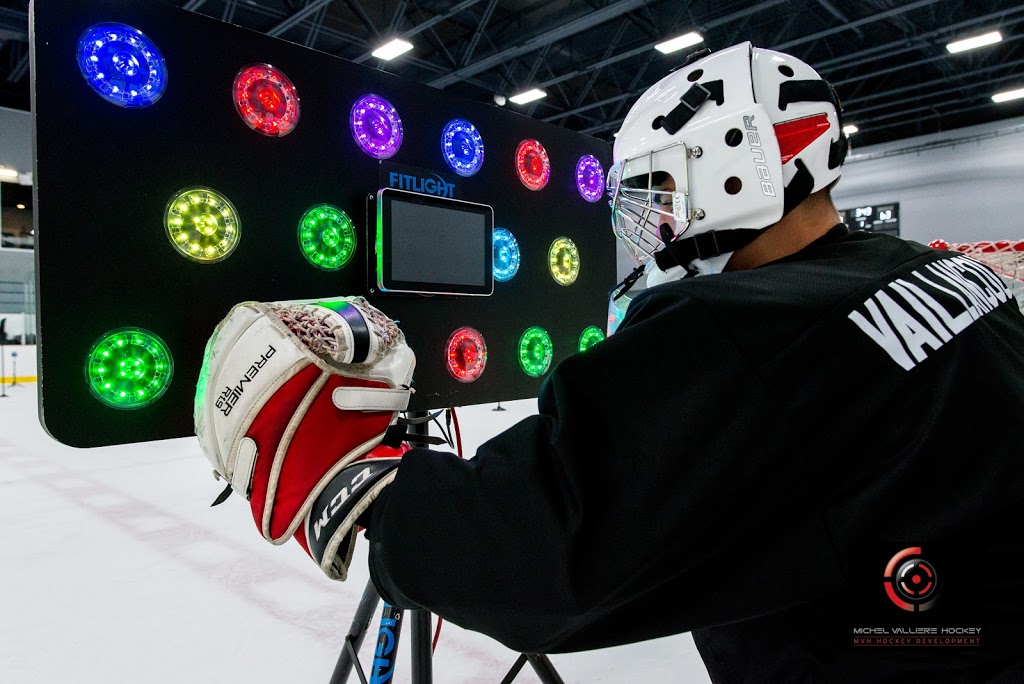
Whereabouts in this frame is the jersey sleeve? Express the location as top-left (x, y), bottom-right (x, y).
top-left (366, 289), bottom-right (845, 653)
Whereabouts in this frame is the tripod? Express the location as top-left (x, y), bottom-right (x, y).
top-left (328, 410), bottom-right (566, 684)
top-left (329, 580), bottom-right (565, 684)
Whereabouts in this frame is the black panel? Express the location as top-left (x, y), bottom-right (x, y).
top-left (31, 0), bottom-right (615, 447)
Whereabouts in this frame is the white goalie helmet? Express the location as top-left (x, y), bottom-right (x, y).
top-left (608, 41), bottom-right (849, 277)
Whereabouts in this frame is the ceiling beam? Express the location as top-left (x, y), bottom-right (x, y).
top-left (833, 34), bottom-right (1024, 88)
top-left (459, 0), bottom-right (499, 68)
top-left (266, 0), bottom-right (336, 38)
top-left (540, 0), bottom-right (788, 122)
top-left (814, 0), bottom-right (863, 38)
top-left (774, 0), bottom-right (944, 51)
top-left (843, 56), bottom-right (1024, 107)
top-left (352, 0), bottom-right (485, 64)
top-left (7, 49), bottom-right (28, 83)
top-left (550, 0), bottom-right (959, 129)
top-left (816, 5), bottom-right (1024, 73)
top-left (0, 8), bottom-right (27, 42)
top-left (427, 0), bottom-right (653, 89)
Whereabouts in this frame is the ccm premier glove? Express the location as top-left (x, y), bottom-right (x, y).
top-left (195, 296), bottom-right (414, 580)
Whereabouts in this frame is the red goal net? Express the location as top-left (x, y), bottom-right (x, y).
top-left (929, 239), bottom-right (1024, 312)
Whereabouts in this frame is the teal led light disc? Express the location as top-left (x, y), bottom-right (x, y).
top-left (298, 204), bottom-right (357, 270)
top-left (86, 327), bottom-right (173, 409)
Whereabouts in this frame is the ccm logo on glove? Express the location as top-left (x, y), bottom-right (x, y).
top-left (313, 465), bottom-right (372, 540)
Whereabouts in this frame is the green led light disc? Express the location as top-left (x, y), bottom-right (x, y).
top-left (165, 187), bottom-right (241, 263)
top-left (578, 326), bottom-right (605, 352)
top-left (548, 237), bottom-right (580, 285)
top-left (298, 204), bottom-right (357, 270)
top-left (86, 327), bottom-right (173, 409)
top-left (518, 326), bottom-right (553, 378)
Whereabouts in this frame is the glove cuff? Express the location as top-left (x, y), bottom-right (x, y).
top-left (299, 458), bottom-right (400, 580)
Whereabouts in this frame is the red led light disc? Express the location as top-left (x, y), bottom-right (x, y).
top-left (446, 327), bottom-right (487, 383)
top-left (233, 64), bottom-right (300, 137)
top-left (516, 139), bottom-right (550, 191)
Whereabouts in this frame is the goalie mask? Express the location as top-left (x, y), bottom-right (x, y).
top-left (607, 41), bottom-right (849, 282)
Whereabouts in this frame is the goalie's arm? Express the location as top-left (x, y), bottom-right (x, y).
top-left (363, 293), bottom-right (839, 654)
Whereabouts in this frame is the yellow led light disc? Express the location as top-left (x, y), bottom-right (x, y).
top-left (548, 237), bottom-right (580, 285)
top-left (164, 187), bottom-right (241, 263)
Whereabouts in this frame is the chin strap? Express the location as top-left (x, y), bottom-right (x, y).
top-left (654, 228), bottom-right (761, 272)
top-left (612, 263), bottom-right (647, 301)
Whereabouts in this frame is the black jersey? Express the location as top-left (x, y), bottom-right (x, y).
top-left (368, 225), bottom-right (1024, 682)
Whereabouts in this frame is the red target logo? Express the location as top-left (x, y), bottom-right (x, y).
top-left (884, 547), bottom-right (939, 612)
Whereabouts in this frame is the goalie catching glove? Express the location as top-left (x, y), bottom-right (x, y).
top-left (194, 296), bottom-right (415, 580)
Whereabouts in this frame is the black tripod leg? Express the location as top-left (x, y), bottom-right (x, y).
top-left (499, 654), bottom-right (529, 684)
top-left (527, 654), bottom-right (567, 684)
top-left (409, 609), bottom-right (433, 683)
top-left (330, 579), bottom-right (382, 684)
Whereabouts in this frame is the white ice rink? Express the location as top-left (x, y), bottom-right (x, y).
top-left (0, 382), bottom-right (711, 684)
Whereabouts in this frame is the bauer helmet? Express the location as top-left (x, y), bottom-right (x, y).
top-left (608, 41), bottom-right (849, 276)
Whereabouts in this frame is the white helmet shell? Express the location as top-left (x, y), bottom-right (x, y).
top-left (609, 41), bottom-right (847, 269)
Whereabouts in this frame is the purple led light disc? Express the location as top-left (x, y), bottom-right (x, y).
top-left (576, 155), bottom-right (605, 203)
top-left (350, 94), bottom-right (403, 159)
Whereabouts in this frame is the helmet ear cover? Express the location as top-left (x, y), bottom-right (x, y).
top-left (777, 79), bottom-right (850, 171)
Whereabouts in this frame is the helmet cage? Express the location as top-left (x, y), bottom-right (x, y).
top-left (608, 141), bottom-right (693, 267)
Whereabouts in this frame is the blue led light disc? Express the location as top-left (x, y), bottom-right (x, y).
top-left (76, 23), bottom-right (168, 109)
top-left (493, 228), bottom-right (521, 282)
top-left (442, 119), bottom-right (485, 177)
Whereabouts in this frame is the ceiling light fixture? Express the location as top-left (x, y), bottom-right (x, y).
top-left (509, 89), bottom-right (546, 105)
top-left (372, 38), bottom-right (413, 61)
top-left (655, 31), bottom-right (704, 55)
top-left (946, 31), bottom-right (1002, 54)
top-left (992, 87), bottom-right (1024, 103)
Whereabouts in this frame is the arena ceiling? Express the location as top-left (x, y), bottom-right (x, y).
top-left (1, 0), bottom-right (1023, 148)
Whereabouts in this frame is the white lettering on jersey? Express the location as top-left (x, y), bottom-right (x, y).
top-left (848, 256), bottom-right (1013, 370)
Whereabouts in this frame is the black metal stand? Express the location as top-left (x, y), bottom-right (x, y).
top-left (329, 581), bottom-right (382, 684)
top-left (492, 402), bottom-right (506, 411)
top-left (328, 409), bottom-right (567, 683)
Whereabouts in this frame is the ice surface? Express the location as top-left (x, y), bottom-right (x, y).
top-left (0, 383), bottom-right (711, 683)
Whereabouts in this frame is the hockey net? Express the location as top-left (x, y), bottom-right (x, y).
top-left (929, 239), bottom-right (1024, 312)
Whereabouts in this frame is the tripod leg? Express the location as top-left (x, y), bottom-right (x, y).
top-left (527, 654), bottom-right (567, 684)
top-left (409, 609), bottom-right (433, 683)
top-left (499, 654), bottom-right (529, 684)
top-left (369, 603), bottom-right (403, 683)
top-left (329, 580), bottom-right (381, 684)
